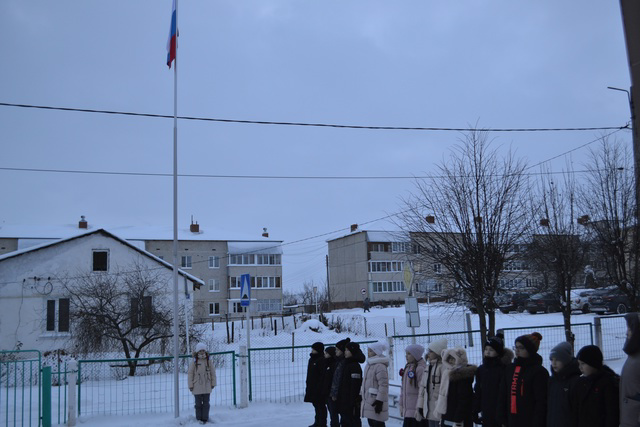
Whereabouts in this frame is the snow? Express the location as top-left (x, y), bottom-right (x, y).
top-left (2, 302), bottom-right (631, 426)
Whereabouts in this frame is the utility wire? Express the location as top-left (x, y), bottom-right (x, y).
top-left (0, 102), bottom-right (629, 133)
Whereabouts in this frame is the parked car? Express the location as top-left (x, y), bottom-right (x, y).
top-left (497, 292), bottom-right (530, 314)
top-left (525, 292), bottom-right (562, 314)
top-left (570, 288), bottom-right (598, 314)
top-left (589, 286), bottom-right (636, 314)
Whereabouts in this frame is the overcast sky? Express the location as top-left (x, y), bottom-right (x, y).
top-left (0, 0), bottom-right (633, 290)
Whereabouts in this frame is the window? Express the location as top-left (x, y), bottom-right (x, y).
top-left (209, 279), bottom-right (220, 292)
top-left (232, 302), bottom-right (244, 313)
top-left (368, 261), bottom-right (404, 273)
top-left (181, 256), bottom-right (192, 269)
top-left (46, 298), bottom-right (70, 332)
top-left (392, 242), bottom-right (411, 253)
top-left (209, 302), bottom-right (220, 315)
top-left (256, 254), bottom-right (281, 265)
top-left (433, 263), bottom-right (442, 274)
top-left (372, 281), bottom-right (406, 293)
top-left (92, 250), bottom-right (108, 272)
top-left (208, 256), bottom-right (220, 269)
top-left (254, 276), bottom-right (282, 289)
top-left (229, 276), bottom-right (256, 289)
top-left (370, 243), bottom-right (388, 252)
top-left (228, 254), bottom-right (255, 265)
top-left (257, 299), bottom-right (282, 312)
top-left (131, 296), bottom-right (153, 328)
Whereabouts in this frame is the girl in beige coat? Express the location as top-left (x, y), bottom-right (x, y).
top-left (188, 342), bottom-right (217, 425)
top-left (361, 342), bottom-right (390, 426)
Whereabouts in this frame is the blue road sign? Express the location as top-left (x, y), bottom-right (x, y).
top-left (240, 274), bottom-right (251, 307)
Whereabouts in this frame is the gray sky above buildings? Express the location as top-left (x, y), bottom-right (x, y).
top-left (0, 0), bottom-right (633, 290)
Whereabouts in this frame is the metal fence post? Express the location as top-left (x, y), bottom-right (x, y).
top-left (239, 346), bottom-right (248, 408)
top-left (387, 336), bottom-right (394, 381)
top-left (42, 366), bottom-right (51, 427)
top-left (594, 316), bottom-right (603, 349)
top-left (364, 318), bottom-right (368, 337)
top-left (465, 312), bottom-right (473, 347)
top-left (67, 360), bottom-right (77, 426)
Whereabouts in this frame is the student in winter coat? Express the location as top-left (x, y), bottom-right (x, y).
top-left (323, 346), bottom-right (340, 427)
top-left (416, 337), bottom-right (448, 427)
top-left (336, 341), bottom-right (366, 427)
top-left (473, 334), bottom-right (514, 427)
top-left (306, 342), bottom-right (328, 427)
top-left (330, 337), bottom-right (351, 425)
top-left (620, 312), bottom-right (640, 427)
top-left (360, 341), bottom-right (390, 427)
top-left (546, 341), bottom-right (580, 427)
top-left (497, 332), bottom-right (549, 427)
top-left (434, 347), bottom-right (477, 427)
top-left (399, 344), bottom-right (427, 427)
top-left (571, 345), bottom-right (619, 427)
top-left (188, 342), bottom-right (217, 425)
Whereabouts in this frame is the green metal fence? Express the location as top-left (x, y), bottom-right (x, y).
top-left (248, 341), bottom-right (376, 403)
top-left (77, 351), bottom-right (236, 418)
top-left (0, 350), bottom-right (41, 427)
top-left (595, 314), bottom-right (628, 360)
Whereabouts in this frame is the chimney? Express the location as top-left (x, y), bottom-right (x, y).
top-left (262, 228), bottom-right (269, 238)
top-left (425, 215), bottom-right (435, 224)
top-left (78, 215), bottom-right (88, 229)
top-left (190, 216), bottom-right (200, 233)
top-left (350, 224), bottom-right (358, 232)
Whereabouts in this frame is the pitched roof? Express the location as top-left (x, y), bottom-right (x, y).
top-left (0, 228), bottom-right (204, 286)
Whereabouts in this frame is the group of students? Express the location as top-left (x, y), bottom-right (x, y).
top-left (306, 312), bottom-right (640, 427)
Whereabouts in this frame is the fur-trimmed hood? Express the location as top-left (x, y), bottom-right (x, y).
top-left (500, 348), bottom-right (515, 365)
top-left (366, 355), bottom-right (389, 367)
top-left (441, 347), bottom-right (477, 381)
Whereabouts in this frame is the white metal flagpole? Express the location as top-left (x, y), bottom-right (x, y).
top-left (171, 0), bottom-right (180, 418)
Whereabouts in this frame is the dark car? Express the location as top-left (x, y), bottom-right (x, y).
top-left (497, 292), bottom-right (530, 314)
top-left (589, 287), bottom-right (636, 314)
top-left (525, 292), bottom-right (562, 314)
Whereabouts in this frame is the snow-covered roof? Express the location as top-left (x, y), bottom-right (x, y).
top-left (0, 224), bottom-right (282, 243)
top-left (0, 228), bottom-right (204, 286)
top-left (227, 241), bottom-right (283, 255)
top-left (326, 229), bottom-right (404, 243)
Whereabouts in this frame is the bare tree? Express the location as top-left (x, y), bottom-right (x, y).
top-left (60, 261), bottom-right (188, 376)
top-left (579, 137), bottom-right (638, 310)
top-left (398, 129), bottom-right (530, 343)
top-left (527, 167), bottom-right (589, 345)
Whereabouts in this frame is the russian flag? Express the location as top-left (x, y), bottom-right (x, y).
top-left (166, 0), bottom-right (177, 68)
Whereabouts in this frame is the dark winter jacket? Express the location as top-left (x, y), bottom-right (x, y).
top-left (336, 348), bottom-right (365, 411)
top-left (321, 355), bottom-right (337, 400)
top-left (441, 363), bottom-right (477, 426)
top-left (546, 358), bottom-right (580, 427)
top-left (473, 349), bottom-right (514, 427)
top-left (330, 355), bottom-right (346, 400)
top-left (621, 312), bottom-right (640, 427)
top-left (497, 353), bottom-right (549, 427)
top-left (570, 365), bottom-right (620, 427)
top-left (305, 352), bottom-right (326, 403)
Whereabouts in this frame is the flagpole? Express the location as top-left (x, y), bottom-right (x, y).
top-left (172, 0), bottom-right (180, 418)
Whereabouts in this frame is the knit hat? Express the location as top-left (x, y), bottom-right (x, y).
top-left (549, 342), bottom-right (573, 365)
top-left (324, 346), bottom-right (336, 357)
top-left (485, 334), bottom-right (505, 356)
top-left (368, 341), bottom-right (388, 357)
top-left (577, 345), bottom-right (603, 369)
top-left (515, 332), bottom-right (542, 355)
top-left (427, 338), bottom-right (448, 357)
top-left (195, 342), bottom-right (207, 353)
top-left (312, 342), bottom-right (324, 354)
top-left (346, 341), bottom-right (361, 354)
top-left (336, 338), bottom-right (351, 352)
top-left (405, 344), bottom-right (425, 361)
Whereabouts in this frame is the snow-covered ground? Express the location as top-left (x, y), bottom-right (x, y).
top-left (2, 303), bottom-right (630, 426)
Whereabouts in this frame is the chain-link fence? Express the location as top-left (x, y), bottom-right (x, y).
top-left (498, 322), bottom-right (594, 363)
top-left (595, 314), bottom-right (628, 360)
top-left (391, 330), bottom-right (484, 380)
top-left (77, 351), bottom-right (236, 418)
top-left (248, 341), bottom-right (376, 403)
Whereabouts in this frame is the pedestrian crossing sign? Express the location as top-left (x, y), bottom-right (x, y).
top-left (240, 274), bottom-right (251, 307)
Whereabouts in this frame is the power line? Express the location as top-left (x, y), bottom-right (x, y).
top-left (0, 102), bottom-right (629, 133)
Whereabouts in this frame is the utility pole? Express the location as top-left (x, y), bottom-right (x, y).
top-left (619, 0), bottom-right (640, 296)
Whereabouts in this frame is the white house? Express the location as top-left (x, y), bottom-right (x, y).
top-left (0, 228), bottom-right (203, 352)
